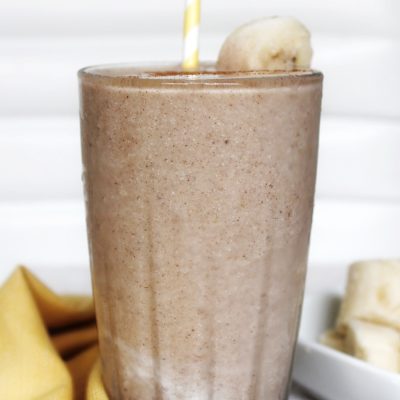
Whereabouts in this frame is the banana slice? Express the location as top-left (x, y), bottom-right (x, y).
top-left (345, 319), bottom-right (400, 373)
top-left (320, 329), bottom-right (346, 352)
top-left (336, 260), bottom-right (400, 333)
top-left (217, 17), bottom-right (312, 71)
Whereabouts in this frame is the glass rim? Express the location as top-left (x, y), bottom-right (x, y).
top-left (78, 62), bottom-right (322, 88)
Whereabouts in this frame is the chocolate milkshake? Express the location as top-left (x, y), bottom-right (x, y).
top-left (79, 65), bottom-right (322, 399)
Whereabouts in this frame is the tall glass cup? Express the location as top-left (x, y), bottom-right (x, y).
top-left (79, 65), bottom-right (322, 399)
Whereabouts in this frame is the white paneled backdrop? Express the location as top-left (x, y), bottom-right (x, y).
top-left (1, 0), bottom-right (400, 286)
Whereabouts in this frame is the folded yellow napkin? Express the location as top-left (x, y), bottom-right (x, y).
top-left (0, 267), bottom-right (109, 400)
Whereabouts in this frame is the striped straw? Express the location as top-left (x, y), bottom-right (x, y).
top-left (182, 0), bottom-right (201, 70)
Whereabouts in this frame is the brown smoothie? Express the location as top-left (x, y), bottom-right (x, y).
top-left (79, 65), bottom-right (322, 400)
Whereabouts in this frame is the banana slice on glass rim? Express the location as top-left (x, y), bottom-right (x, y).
top-left (217, 16), bottom-right (313, 71)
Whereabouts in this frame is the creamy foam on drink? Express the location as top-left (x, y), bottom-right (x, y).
top-left (79, 17), bottom-right (322, 400)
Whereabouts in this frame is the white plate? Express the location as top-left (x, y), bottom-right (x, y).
top-left (293, 293), bottom-right (400, 400)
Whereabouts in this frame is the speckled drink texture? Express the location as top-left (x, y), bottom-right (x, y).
top-left (79, 68), bottom-right (322, 400)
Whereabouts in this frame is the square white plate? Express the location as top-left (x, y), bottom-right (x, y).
top-left (293, 293), bottom-right (400, 400)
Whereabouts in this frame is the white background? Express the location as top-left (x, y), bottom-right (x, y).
top-left (1, 0), bottom-right (400, 284)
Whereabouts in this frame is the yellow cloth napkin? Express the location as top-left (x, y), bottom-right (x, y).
top-left (0, 267), bottom-right (109, 400)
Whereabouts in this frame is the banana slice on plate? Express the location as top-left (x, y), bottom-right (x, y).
top-left (345, 319), bottom-right (400, 373)
top-left (217, 16), bottom-right (312, 71)
top-left (319, 329), bottom-right (346, 353)
top-left (336, 260), bottom-right (400, 333)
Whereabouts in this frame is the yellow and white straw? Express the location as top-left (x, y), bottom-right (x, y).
top-left (182, 0), bottom-right (201, 70)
